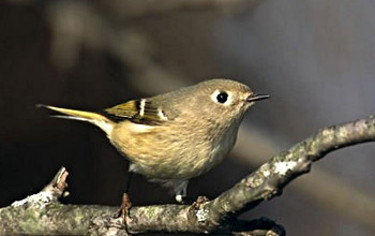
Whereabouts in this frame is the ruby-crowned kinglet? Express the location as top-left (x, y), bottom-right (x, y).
top-left (39, 78), bottom-right (269, 202)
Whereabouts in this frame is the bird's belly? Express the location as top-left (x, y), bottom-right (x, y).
top-left (126, 137), bottom-right (235, 181)
top-left (110, 120), bottom-right (237, 180)
top-left (125, 141), bottom-right (218, 180)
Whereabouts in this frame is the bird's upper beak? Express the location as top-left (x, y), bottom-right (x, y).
top-left (246, 93), bottom-right (270, 102)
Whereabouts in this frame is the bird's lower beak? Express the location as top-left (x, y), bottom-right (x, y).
top-left (247, 93), bottom-right (270, 102)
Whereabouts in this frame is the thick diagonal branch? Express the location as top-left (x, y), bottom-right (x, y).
top-left (126, 115), bottom-right (375, 233)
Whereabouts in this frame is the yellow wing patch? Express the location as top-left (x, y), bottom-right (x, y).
top-left (105, 100), bottom-right (139, 118)
top-left (105, 99), bottom-right (167, 125)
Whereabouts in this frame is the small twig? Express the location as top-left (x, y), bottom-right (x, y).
top-left (42, 166), bottom-right (69, 199)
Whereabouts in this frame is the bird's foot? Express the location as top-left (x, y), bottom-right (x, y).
top-left (192, 195), bottom-right (209, 209)
top-left (116, 193), bottom-right (132, 225)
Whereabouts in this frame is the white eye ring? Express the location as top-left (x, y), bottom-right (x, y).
top-left (211, 90), bottom-right (231, 105)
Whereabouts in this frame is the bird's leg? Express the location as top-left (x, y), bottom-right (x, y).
top-left (174, 180), bottom-right (189, 203)
top-left (117, 172), bottom-right (133, 224)
top-left (175, 186), bottom-right (186, 203)
top-left (125, 171), bottom-right (133, 193)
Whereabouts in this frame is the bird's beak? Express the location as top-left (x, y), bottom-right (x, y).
top-left (247, 93), bottom-right (270, 102)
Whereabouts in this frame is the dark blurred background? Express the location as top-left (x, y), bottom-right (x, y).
top-left (1, 0), bottom-right (375, 235)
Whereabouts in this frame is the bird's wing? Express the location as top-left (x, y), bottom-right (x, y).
top-left (104, 99), bottom-right (169, 125)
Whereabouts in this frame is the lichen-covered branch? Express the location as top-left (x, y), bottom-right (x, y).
top-left (1, 115), bottom-right (374, 235)
top-left (0, 167), bottom-right (120, 236)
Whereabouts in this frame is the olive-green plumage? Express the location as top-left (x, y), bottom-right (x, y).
top-left (39, 78), bottom-right (269, 201)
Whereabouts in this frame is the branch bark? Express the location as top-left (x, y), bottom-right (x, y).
top-left (1, 115), bottom-right (374, 235)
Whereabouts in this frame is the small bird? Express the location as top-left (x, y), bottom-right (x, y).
top-left (39, 78), bottom-right (269, 202)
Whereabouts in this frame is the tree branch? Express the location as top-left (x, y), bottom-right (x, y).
top-left (1, 115), bottom-right (374, 235)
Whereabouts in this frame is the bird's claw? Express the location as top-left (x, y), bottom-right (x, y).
top-left (192, 195), bottom-right (209, 209)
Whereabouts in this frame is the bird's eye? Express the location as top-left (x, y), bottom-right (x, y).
top-left (216, 92), bottom-right (228, 104)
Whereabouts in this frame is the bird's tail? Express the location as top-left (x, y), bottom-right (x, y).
top-left (37, 104), bottom-right (115, 136)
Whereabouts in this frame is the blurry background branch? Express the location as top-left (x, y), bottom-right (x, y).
top-left (1, 115), bottom-right (374, 235)
top-left (98, 0), bottom-right (262, 19)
